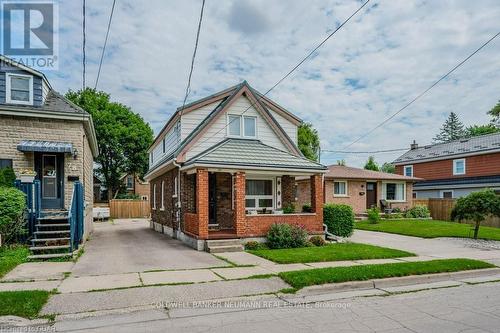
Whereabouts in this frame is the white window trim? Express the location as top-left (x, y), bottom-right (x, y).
top-left (152, 184), bottom-right (157, 210)
top-left (6, 73), bottom-right (34, 105)
top-left (404, 165), bottom-right (413, 177)
top-left (227, 114), bottom-right (242, 137)
top-left (160, 181), bottom-right (165, 210)
top-left (245, 177), bottom-right (275, 211)
top-left (243, 115), bottom-right (257, 138)
top-left (333, 180), bottom-right (348, 197)
top-left (226, 114), bottom-right (257, 139)
top-left (382, 181), bottom-right (406, 202)
top-left (173, 176), bottom-right (178, 198)
top-left (453, 159), bottom-right (466, 175)
top-left (126, 176), bottom-right (134, 190)
top-left (440, 190), bottom-right (454, 199)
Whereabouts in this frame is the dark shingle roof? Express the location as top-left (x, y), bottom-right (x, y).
top-left (323, 165), bottom-right (420, 181)
top-left (394, 133), bottom-right (500, 164)
top-left (0, 90), bottom-right (87, 115)
top-left (414, 175), bottom-right (500, 188)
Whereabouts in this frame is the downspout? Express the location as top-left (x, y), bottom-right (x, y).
top-left (173, 159), bottom-right (182, 238)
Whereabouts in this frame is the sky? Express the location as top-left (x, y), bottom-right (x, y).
top-left (42, 0), bottom-right (500, 167)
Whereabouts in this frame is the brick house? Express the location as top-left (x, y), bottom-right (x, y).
top-left (144, 82), bottom-right (327, 250)
top-left (0, 56), bottom-right (98, 257)
top-left (394, 134), bottom-right (500, 199)
top-left (296, 165), bottom-right (419, 214)
top-left (121, 173), bottom-right (150, 200)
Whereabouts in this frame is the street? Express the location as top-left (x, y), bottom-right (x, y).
top-left (52, 281), bottom-right (500, 332)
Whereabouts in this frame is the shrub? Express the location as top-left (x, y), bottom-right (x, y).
top-left (392, 207), bottom-right (402, 214)
top-left (115, 193), bottom-right (141, 200)
top-left (367, 207), bottom-right (381, 224)
top-left (302, 203), bottom-right (313, 213)
top-left (266, 223), bottom-right (308, 249)
top-left (0, 167), bottom-right (16, 188)
top-left (282, 203), bottom-right (295, 214)
top-left (383, 213), bottom-right (404, 219)
top-left (244, 241), bottom-right (267, 251)
top-left (309, 235), bottom-right (326, 246)
top-left (323, 204), bottom-right (355, 238)
top-left (0, 187), bottom-right (27, 244)
top-left (405, 205), bottom-right (431, 218)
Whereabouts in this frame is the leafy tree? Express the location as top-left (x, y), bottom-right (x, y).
top-left (380, 162), bottom-right (395, 174)
top-left (66, 88), bottom-right (154, 199)
top-left (433, 112), bottom-right (466, 143)
top-left (451, 189), bottom-right (500, 239)
top-left (364, 156), bottom-right (379, 171)
top-left (488, 100), bottom-right (500, 126)
top-left (465, 124), bottom-right (500, 138)
top-left (298, 122), bottom-right (320, 161)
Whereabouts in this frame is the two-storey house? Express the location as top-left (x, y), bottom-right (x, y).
top-left (394, 134), bottom-right (500, 199)
top-left (144, 81), bottom-right (326, 250)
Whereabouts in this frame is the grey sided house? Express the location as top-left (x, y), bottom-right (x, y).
top-left (144, 81), bottom-right (327, 251)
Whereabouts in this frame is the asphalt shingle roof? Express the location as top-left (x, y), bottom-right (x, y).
top-left (1, 90), bottom-right (87, 115)
top-left (323, 165), bottom-right (420, 181)
top-left (394, 133), bottom-right (500, 164)
top-left (184, 139), bottom-right (326, 171)
top-left (414, 175), bottom-right (500, 188)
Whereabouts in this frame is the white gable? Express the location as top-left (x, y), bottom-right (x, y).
top-left (269, 109), bottom-right (298, 146)
top-left (180, 100), bottom-right (221, 140)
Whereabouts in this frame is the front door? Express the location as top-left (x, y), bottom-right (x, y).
top-left (366, 182), bottom-right (377, 209)
top-left (208, 173), bottom-right (217, 225)
top-left (35, 153), bottom-right (64, 209)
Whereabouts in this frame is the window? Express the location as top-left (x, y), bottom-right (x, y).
top-left (383, 182), bottom-right (405, 201)
top-left (412, 192), bottom-right (417, 199)
top-left (6, 73), bottom-right (33, 105)
top-left (152, 184), bottom-right (157, 210)
top-left (243, 116), bottom-right (256, 137)
top-left (453, 159), bottom-right (466, 175)
top-left (0, 159), bottom-right (13, 169)
top-left (245, 179), bottom-right (274, 210)
top-left (173, 176), bottom-right (178, 197)
top-left (126, 176), bottom-right (134, 190)
top-left (228, 115), bottom-right (241, 136)
top-left (404, 165), bottom-right (413, 177)
top-left (160, 181), bottom-right (165, 210)
top-left (441, 190), bottom-right (453, 199)
top-left (333, 181), bottom-right (347, 196)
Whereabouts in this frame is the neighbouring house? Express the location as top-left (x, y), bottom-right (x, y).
top-left (120, 172), bottom-right (150, 200)
top-left (0, 55), bottom-right (98, 258)
top-left (144, 81), bottom-right (327, 250)
top-left (296, 165), bottom-right (420, 214)
top-left (394, 134), bottom-right (500, 199)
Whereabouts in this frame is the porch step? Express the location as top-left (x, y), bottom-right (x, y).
top-left (34, 230), bottom-right (70, 235)
top-left (206, 239), bottom-right (242, 247)
top-left (206, 244), bottom-right (244, 253)
top-left (29, 245), bottom-right (70, 251)
top-left (37, 216), bottom-right (69, 221)
top-left (28, 253), bottom-right (72, 260)
top-left (35, 223), bottom-right (70, 228)
top-left (32, 237), bottom-right (70, 243)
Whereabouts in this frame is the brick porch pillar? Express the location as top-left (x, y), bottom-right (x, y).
top-left (311, 174), bottom-right (324, 225)
top-left (233, 171), bottom-right (246, 237)
top-left (196, 169), bottom-right (209, 239)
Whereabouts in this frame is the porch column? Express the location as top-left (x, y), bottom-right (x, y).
top-left (311, 174), bottom-right (324, 223)
top-left (196, 169), bottom-right (209, 239)
top-left (234, 171), bottom-right (246, 237)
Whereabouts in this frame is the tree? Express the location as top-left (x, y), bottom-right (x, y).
top-left (337, 159), bottom-right (346, 166)
top-left (66, 88), bottom-right (154, 199)
top-left (380, 162), bottom-right (395, 174)
top-left (465, 124), bottom-right (500, 138)
top-left (298, 122), bottom-right (320, 162)
top-left (451, 190), bottom-right (500, 239)
top-left (433, 112), bottom-right (466, 143)
top-left (364, 156), bottom-right (379, 171)
top-left (488, 100), bottom-right (500, 126)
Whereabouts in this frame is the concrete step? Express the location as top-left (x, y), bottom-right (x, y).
top-left (206, 239), bottom-right (242, 247)
top-left (207, 244), bottom-right (244, 253)
top-left (28, 253), bottom-right (72, 260)
top-left (36, 223), bottom-right (70, 228)
top-left (34, 230), bottom-right (70, 236)
top-left (32, 237), bottom-right (70, 243)
top-left (30, 245), bottom-right (70, 251)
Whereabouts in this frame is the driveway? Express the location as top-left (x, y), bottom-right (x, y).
top-left (351, 230), bottom-right (500, 266)
top-left (71, 219), bottom-right (227, 276)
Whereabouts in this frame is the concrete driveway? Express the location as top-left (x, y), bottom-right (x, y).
top-left (71, 219), bottom-right (227, 277)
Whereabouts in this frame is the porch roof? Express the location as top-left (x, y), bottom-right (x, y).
top-left (183, 138), bottom-right (327, 172)
top-left (17, 140), bottom-right (73, 153)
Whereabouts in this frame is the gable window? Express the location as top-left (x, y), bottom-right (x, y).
top-left (227, 114), bottom-right (257, 138)
top-left (441, 190), bottom-right (453, 199)
top-left (404, 165), bottom-right (413, 177)
top-left (453, 159), bottom-right (466, 175)
top-left (243, 116), bottom-right (256, 137)
top-left (245, 179), bottom-right (274, 210)
top-left (228, 115), bottom-right (241, 136)
top-left (126, 176), bottom-right (134, 190)
top-left (383, 182), bottom-right (405, 202)
top-left (6, 73), bottom-right (33, 105)
top-left (333, 181), bottom-right (348, 197)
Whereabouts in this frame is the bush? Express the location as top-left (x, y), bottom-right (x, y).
top-left (383, 213), bottom-right (404, 219)
top-left (0, 167), bottom-right (16, 188)
top-left (367, 207), bottom-right (381, 224)
top-left (266, 223), bottom-right (308, 249)
top-left (0, 187), bottom-right (27, 244)
top-left (282, 203), bottom-right (295, 214)
top-left (323, 204), bottom-right (355, 238)
top-left (392, 207), bottom-right (402, 214)
top-left (115, 193), bottom-right (141, 200)
top-left (405, 205), bottom-right (431, 218)
top-left (244, 241), bottom-right (267, 251)
top-left (302, 203), bottom-right (313, 213)
top-left (309, 235), bottom-right (326, 246)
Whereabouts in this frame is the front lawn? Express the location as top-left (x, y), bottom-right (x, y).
top-left (279, 258), bottom-right (494, 289)
top-left (0, 290), bottom-right (50, 319)
top-left (0, 246), bottom-right (30, 278)
top-left (248, 243), bottom-right (415, 264)
top-left (356, 219), bottom-right (500, 241)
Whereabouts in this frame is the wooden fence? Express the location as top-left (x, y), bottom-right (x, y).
top-left (413, 198), bottom-right (500, 228)
top-left (110, 199), bottom-right (150, 219)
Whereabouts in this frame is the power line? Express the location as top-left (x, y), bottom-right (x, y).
top-left (179, 0), bottom-right (206, 116)
top-left (95, 0), bottom-right (117, 90)
top-left (343, 30), bottom-right (500, 150)
top-left (82, 0), bottom-right (86, 89)
top-left (321, 148), bottom-right (408, 154)
top-left (191, 0), bottom-right (371, 150)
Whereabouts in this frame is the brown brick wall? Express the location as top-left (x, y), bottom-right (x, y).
top-left (196, 169), bottom-right (209, 239)
top-left (295, 180), bottom-right (311, 211)
top-left (150, 168), bottom-right (177, 228)
top-left (234, 171), bottom-right (246, 237)
top-left (281, 176), bottom-right (296, 210)
top-left (324, 179), bottom-right (367, 214)
top-left (245, 214), bottom-right (323, 237)
top-left (214, 172), bottom-right (234, 229)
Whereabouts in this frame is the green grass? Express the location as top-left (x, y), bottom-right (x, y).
top-left (279, 258), bottom-right (495, 289)
top-left (0, 290), bottom-right (50, 319)
top-left (356, 219), bottom-right (500, 241)
top-left (248, 243), bottom-right (415, 264)
top-left (0, 246), bottom-right (30, 278)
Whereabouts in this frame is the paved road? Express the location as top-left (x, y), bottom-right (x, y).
top-left (52, 282), bottom-right (500, 332)
top-left (71, 219), bottom-right (226, 276)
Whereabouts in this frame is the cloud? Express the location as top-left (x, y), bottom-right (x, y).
top-left (227, 0), bottom-right (271, 35)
